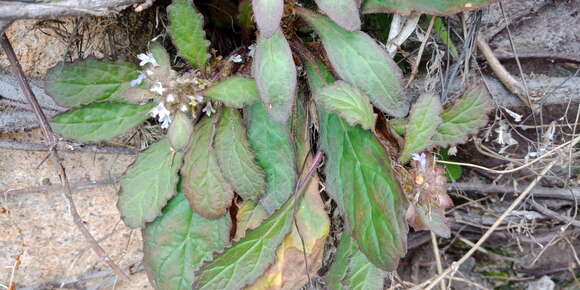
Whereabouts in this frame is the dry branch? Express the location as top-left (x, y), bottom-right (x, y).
top-left (0, 0), bottom-right (147, 20)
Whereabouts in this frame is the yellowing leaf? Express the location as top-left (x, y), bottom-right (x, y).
top-left (118, 138), bottom-right (183, 228)
top-left (234, 200), bottom-right (269, 241)
top-left (181, 117), bottom-right (234, 218)
top-left (194, 195), bottom-right (297, 289)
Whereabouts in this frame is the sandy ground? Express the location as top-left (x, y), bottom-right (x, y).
top-left (0, 129), bottom-right (150, 289)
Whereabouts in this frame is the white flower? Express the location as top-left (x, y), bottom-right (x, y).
top-left (411, 153), bottom-right (427, 169)
top-left (230, 54), bottom-right (243, 63)
top-left (166, 94), bottom-right (176, 103)
top-left (248, 44), bottom-right (256, 58)
top-left (180, 104), bottom-right (189, 112)
top-left (448, 146), bottom-right (458, 156)
top-left (194, 95), bottom-right (204, 103)
top-left (137, 52), bottom-right (158, 67)
top-left (150, 82), bottom-right (166, 95)
top-left (150, 102), bottom-right (172, 129)
top-left (202, 102), bottom-right (216, 116)
top-left (130, 72), bottom-right (146, 87)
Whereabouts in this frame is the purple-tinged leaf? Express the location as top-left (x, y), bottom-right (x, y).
top-left (315, 0), bottom-right (361, 31)
top-left (251, 0), bottom-right (284, 38)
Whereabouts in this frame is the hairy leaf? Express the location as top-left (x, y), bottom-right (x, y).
top-left (150, 41), bottom-right (171, 70)
top-left (315, 80), bottom-right (377, 130)
top-left (204, 77), bottom-right (259, 108)
top-left (168, 0), bottom-right (210, 69)
top-left (168, 111), bottom-right (193, 152)
top-left (362, 0), bottom-right (492, 16)
top-left (245, 102), bottom-right (297, 213)
top-left (215, 107), bottom-right (266, 200)
top-left (308, 61), bottom-right (408, 271)
top-left (327, 234), bottom-right (387, 290)
top-left (399, 93), bottom-right (442, 163)
top-left (234, 200), bottom-right (269, 240)
top-left (315, 0), bottom-right (361, 31)
top-left (143, 192), bottom-right (231, 290)
top-left (431, 86), bottom-right (491, 147)
top-left (118, 139), bottom-right (183, 228)
top-left (46, 58), bottom-right (140, 107)
top-left (298, 8), bottom-right (409, 118)
top-left (251, 0), bottom-right (283, 38)
top-left (51, 102), bottom-right (154, 142)
top-left (252, 30), bottom-right (297, 124)
top-left (249, 170), bottom-right (329, 289)
top-left (181, 117), bottom-right (234, 218)
top-left (194, 195), bottom-right (296, 289)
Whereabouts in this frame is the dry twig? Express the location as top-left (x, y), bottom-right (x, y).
top-left (0, 33), bottom-right (129, 280)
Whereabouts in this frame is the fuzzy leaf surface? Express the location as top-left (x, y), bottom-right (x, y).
top-left (143, 192), bottom-right (231, 290)
top-left (194, 195), bottom-right (296, 289)
top-left (399, 93), bottom-right (442, 163)
top-left (315, 0), bottom-right (361, 31)
top-left (204, 77), bottom-right (259, 108)
top-left (181, 117), bottom-right (234, 218)
top-left (46, 58), bottom-right (140, 107)
top-left (252, 30), bottom-right (297, 124)
top-left (326, 234), bottom-right (387, 290)
top-left (362, 0), bottom-right (491, 16)
top-left (309, 61), bottom-right (408, 271)
top-left (215, 107), bottom-right (266, 200)
top-left (249, 170), bottom-right (329, 289)
top-left (245, 102), bottom-right (297, 213)
top-left (51, 102), bottom-right (154, 142)
top-left (150, 41), bottom-right (172, 70)
top-left (168, 111), bottom-right (193, 152)
top-left (168, 0), bottom-right (210, 69)
top-left (251, 0), bottom-right (283, 38)
top-left (431, 86), bottom-right (491, 147)
top-left (299, 8), bottom-right (408, 117)
top-left (118, 139), bottom-right (183, 228)
top-left (315, 80), bottom-right (377, 130)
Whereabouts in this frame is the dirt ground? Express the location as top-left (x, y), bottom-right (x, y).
top-left (1, 0), bottom-right (580, 289)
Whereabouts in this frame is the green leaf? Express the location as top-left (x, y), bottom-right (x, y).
top-left (118, 139), bottom-right (183, 228)
top-left (238, 0), bottom-right (255, 33)
top-left (315, 80), bottom-right (377, 130)
top-left (215, 107), bottom-right (266, 200)
top-left (362, 0), bottom-right (492, 15)
top-left (46, 58), bottom-right (140, 107)
top-left (399, 93), bottom-right (443, 163)
top-left (181, 117), bottom-right (234, 218)
top-left (150, 41), bottom-right (172, 70)
top-left (245, 102), bottom-right (297, 214)
top-left (327, 234), bottom-right (387, 290)
top-left (194, 195), bottom-right (296, 289)
top-left (433, 17), bottom-right (458, 58)
top-left (298, 8), bottom-right (408, 118)
top-left (432, 86), bottom-right (491, 147)
top-left (168, 111), bottom-right (194, 152)
top-left (204, 77), bottom-right (259, 108)
top-left (168, 0), bottom-right (210, 69)
top-left (315, 0), bottom-right (361, 31)
top-left (389, 119), bottom-right (407, 135)
top-left (252, 30), bottom-right (297, 124)
top-left (51, 102), bottom-right (154, 142)
top-left (143, 191), bottom-right (231, 290)
top-left (437, 147), bottom-right (462, 181)
top-left (309, 61), bottom-right (408, 271)
top-left (251, 0), bottom-right (283, 38)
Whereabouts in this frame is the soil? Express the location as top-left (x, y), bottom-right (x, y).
top-left (1, 0), bottom-right (580, 289)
